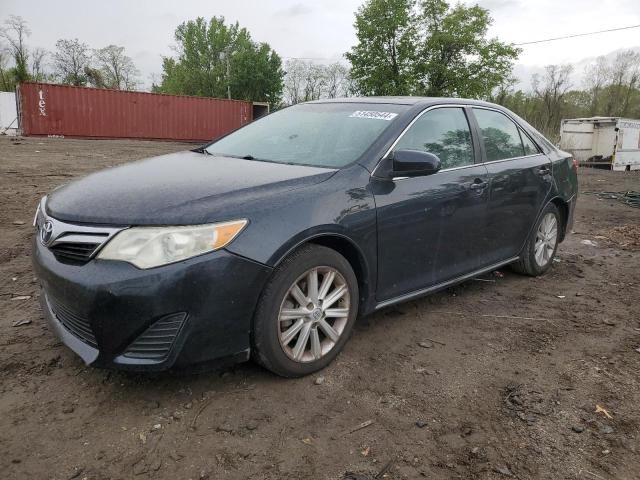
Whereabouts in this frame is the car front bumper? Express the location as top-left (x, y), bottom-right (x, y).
top-left (32, 237), bottom-right (272, 371)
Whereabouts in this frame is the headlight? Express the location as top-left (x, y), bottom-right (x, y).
top-left (33, 204), bottom-right (41, 227)
top-left (34, 197), bottom-right (46, 227)
top-left (97, 220), bottom-right (248, 269)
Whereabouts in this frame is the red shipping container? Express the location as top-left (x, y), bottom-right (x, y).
top-left (17, 82), bottom-right (253, 142)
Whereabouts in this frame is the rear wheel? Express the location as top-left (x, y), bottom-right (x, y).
top-left (252, 244), bottom-right (358, 377)
top-left (512, 203), bottom-right (560, 276)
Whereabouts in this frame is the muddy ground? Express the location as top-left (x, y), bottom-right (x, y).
top-left (0, 136), bottom-right (639, 480)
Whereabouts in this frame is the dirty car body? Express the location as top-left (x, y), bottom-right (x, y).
top-left (32, 97), bottom-right (578, 373)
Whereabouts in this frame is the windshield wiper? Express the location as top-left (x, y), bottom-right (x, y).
top-left (201, 152), bottom-right (270, 162)
top-left (192, 146), bottom-right (212, 155)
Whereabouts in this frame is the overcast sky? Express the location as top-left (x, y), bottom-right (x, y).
top-left (2, 0), bottom-right (639, 89)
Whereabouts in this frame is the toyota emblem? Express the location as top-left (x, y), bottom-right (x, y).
top-left (40, 220), bottom-right (54, 246)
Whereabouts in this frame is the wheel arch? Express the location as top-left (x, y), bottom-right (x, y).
top-left (517, 195), bottom-right (569, 258)
top-left (271, 232), bottom-right (373, 315)
top-left (549, 196), bottom-right (569, 242)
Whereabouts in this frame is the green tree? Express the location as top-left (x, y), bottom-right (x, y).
top-left (0, 15), bottom-right (31, 84)
top-left (157, 17), bottom-right (283, 106)
top-left (345, 0), bottom-right (417, 95)
top-left (0, 49), bottom-right (18, 91)
top-left (346, 0), bottom-right (520, 98)
top-left (417, 0), bottom-right (520, 97)
top-left (84, 66), bottom-right (107, 88)
top-left (1, 15), bottom-right (54, 90)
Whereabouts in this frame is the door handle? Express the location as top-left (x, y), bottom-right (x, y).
top-left (468, 179), bottom-right (488, 191)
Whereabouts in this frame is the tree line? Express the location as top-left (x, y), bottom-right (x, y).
top-left (492, 51), bottom-right (640, 141)
top-left (0, 15), bottom-right (140, 91)
top-left (283, 60), bottom-right (352, 104)
top-left (2, 3), bottom-right (639, 139)
top-left (345, 0), bottom-right (640, 140)
top-left (2, 1), bottom-right (518, 104)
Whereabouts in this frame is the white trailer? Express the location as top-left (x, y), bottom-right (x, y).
top-left (559, 117), bottom-right (640, 171)
top-left (0, 91), bottom-right (18, 135)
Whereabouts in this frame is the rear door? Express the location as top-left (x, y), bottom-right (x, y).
top-left (373, 106), bottom-right (490, 302)
top-left (471, 107), bottom-right (552, 264)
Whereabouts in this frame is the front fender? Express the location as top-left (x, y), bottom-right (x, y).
top-left (224, 166), bottom-right (378, 311)
top-left (225, 165), bottom-right (376, 263)
top-left (268, 227), bottom-right (365, 267)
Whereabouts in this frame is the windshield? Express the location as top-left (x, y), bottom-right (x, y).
top-left (206, 103), bottom-right (408, 168)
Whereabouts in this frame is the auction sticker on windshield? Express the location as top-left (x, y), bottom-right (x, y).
top-left (349, 110), bottom-right (398, 121)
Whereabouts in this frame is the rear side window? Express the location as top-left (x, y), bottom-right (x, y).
top-left (473, 108), bottom-right (525, 161)
top-left (511, 113), bottom-right (556, 154)
top-left (520, 130), bottom-right (539, 155)
top-left (394, 107), bottom-right (474, 169)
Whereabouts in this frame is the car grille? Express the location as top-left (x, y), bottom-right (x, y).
top-left (47, 295), bottom-right (97, 348)
top-left (123, 313), bottom-right (186, 361)
top-left (50, 238), bottom-right (106, 262)
top-left (35, 201), bottom-right (124, 265)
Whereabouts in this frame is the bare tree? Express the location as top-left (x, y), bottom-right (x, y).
top-left (54, 38), bottom-right (90, 86)
top-left (303, 63), bottom-right (326, 101)
top-left (30, 47), bottom-right (47, 81)
top-left (343, 72), bottom-right (359, 97)
top-left (489, 76), bottom-right (518, 105)
top-left (606, 50), bottom-right (640, 116)
top-left (94, 45), bottom-right (139, 90)
top-left (324, 62), bottom-right (349, 98)
top-left (283, 59), bottom-right (351, 105)
top-left (283, 59), bottom-right (307, 105)
top-left (583, 56), bottom-right (609, 115)
top-left (0, 15), bottom-right (30, 82)
top-left (532, 64), bottom-right (573, 137)
top-left (0, 47), bottom-right (12, 90)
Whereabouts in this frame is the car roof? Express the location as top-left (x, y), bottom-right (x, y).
top-left (307, 96), bottom-right (502, 108)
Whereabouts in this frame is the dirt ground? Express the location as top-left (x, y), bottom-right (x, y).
top-left (1, 136), bottom-right (639, 480)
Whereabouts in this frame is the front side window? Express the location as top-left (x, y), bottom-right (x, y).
top-left (206, 103), bottom-right (408, 168)
top-left (394, 107), bottom-right (474, 169)
top-left (473, 108), bottom-right (525, 161)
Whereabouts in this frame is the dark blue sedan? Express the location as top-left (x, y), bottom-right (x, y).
top-left (32, 97), bottom-right (578, 377)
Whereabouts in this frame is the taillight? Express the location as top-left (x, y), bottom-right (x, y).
top-left (571, 158), bottom-right (578, 171)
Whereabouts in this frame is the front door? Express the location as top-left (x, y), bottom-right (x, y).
top-left (372, 106), bottom-right (490, 302)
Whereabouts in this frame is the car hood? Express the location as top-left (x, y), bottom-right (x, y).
top-left (46, 151), bottom-right (336, 225)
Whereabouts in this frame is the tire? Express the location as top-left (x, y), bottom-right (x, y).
top-left (252, 244), bottom-right (359, 377)
top-left (512, 203), bottom-right (561, 276)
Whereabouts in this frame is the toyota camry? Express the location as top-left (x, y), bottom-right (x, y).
top-left (32, 97), bottom-right (578, 377)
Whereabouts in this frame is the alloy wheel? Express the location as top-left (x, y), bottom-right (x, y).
top-left (534, 212), bottom-right (558, 267)
top-left (277, 266), bottom-right (351, 363)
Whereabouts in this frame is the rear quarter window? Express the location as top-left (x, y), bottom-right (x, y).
top-left (521, 130), bottom-right (540, 155)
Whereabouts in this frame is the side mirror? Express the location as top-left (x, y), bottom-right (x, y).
top-left (391, 149), bottom-right (441, 177)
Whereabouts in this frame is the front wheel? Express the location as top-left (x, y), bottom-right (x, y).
top-left (252, 244), bottom-right (359, 377)
top-left (512, 203), bottom-right (560, 276)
